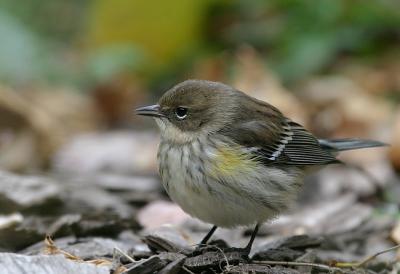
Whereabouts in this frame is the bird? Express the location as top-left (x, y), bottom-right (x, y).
top-left (136, 79), bottom-right (386, 253)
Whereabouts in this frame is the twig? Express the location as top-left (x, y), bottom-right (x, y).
top-left (334, 244), bottom-right (400, 268)
top-left (182, 266), bottom-right (196, 274)
top-left (211, 245), bottom-right (231, 270)
top-left (253, 244), bottom-right (400, 271)
top-left (113, 247), bottom-right (135, 263)
top-left (252, 260), bottom-right (338, 272)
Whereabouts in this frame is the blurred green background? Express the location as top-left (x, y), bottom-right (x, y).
top-left (0, 0), bottom-right (399, 172)
top-left (1, 0), bottom-right (399, 88)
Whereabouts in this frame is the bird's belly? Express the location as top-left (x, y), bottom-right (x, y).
top-left (168, 179), bottom-right (270, 227)
top-left (157, 140), bottom-right (303, 227)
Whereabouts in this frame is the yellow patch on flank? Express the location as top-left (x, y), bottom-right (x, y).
top-left (212, 146), bottom-right (258, 177)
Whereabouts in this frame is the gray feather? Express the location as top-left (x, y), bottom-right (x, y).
top-left (318, 138), bottom-right (388, 151)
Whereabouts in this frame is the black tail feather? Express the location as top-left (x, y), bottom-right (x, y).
top-left (318, 138), bottom-right (388, 152)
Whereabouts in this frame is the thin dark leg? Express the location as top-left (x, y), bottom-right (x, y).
top-left (244, 223), bottom-right (260, 252)
top-left (200, 225), bottom-right (218, 245)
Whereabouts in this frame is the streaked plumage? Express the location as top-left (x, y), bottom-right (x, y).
top-left (157, 133), bottom-right (303, 227)
top-left (136, 79), bottom-right (386, 250)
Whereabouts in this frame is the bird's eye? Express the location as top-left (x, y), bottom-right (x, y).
top-left (175, 107), bottom-right (188, 120)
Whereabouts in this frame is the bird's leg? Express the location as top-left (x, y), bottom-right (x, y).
top-left (191, 225), bottom-right (218, 255)
top-left (198, 224), bottom-right (260, 259)
top-left (200, 225), bottom-right (218, 245)
top-left (244, 223), bottom-right (260, 253)
top-left (191, 224), bottom-right (259, 261)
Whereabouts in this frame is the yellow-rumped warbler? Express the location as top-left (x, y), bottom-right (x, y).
top-left (136, 80), bottom-right (386, 252)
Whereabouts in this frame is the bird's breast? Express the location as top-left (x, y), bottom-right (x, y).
top-left (157, 137), bottom-right (259, 190)
top-left (158, 138), bottom-right (205, 192)
top-left (156, 136), bottom-right (303, 227)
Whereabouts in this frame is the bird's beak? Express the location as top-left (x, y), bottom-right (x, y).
top-left (135, 104), bottom-right (164, 117)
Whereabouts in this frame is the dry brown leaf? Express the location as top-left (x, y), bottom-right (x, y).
top-left (231, 46), bottom-right (308, 125)
top-left (0, 85), bottom-right (99, 171)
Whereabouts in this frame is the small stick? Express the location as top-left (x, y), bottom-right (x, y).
top-left (113, 247), bottom-right (135, 263)
top-left (182, 266), bottom-right (196, 274)
top-left (254, 244), bottom-right (400, 271)
top-left (252, 260), bottom-right (338, 272)
top-left (211, 245), bottom-right (230, 270)
top-left (334, 244), bottom-right (400, 268)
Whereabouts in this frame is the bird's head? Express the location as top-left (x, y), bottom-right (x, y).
top-left (136, 80), bottom-right (240, 144)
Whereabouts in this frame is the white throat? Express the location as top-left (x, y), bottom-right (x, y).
top-left (155, 118), bottom-right (200, 144)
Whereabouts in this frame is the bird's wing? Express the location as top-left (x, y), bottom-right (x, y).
top-left (221, 118), bottom-right (339, 166)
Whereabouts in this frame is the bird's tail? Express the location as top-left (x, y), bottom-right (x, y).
top-left (318, 138), bottom-right (388, 152)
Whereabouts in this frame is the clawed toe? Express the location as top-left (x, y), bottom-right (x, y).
top-left (191, 244), bottom-right (250, 260)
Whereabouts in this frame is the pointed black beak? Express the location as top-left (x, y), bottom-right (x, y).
top-left (135, 104), bottom-right (164, 117)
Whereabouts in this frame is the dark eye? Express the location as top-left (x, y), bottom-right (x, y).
top-left (175, 107), bottom-right (188, 120)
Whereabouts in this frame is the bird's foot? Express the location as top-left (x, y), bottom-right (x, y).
top-left (191, 239), bottom-right (229, 256)
top-left (191, 241), bottom-right (250, 260)
top-left (217, 247), bottom-right (250, 259)
top-left (184, 245), bottom-right (250, 271)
